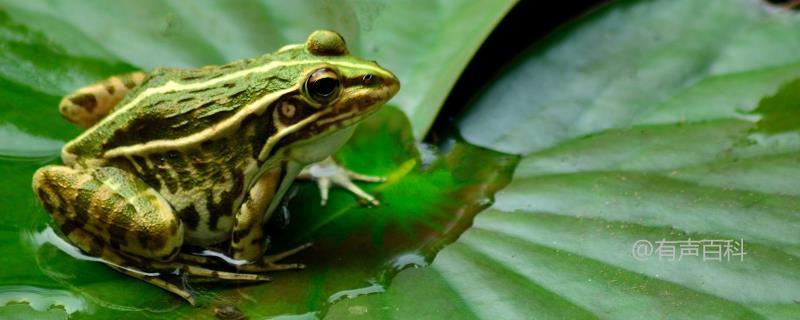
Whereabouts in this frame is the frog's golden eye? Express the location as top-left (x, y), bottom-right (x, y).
top-left (305, 68), bottom-right (341, 103)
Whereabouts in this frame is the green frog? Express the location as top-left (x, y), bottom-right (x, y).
top-left (32, 30), bottom-right (400, 304)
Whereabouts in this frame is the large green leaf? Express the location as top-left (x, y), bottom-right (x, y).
top-left (0, 0), bottom-right (518, 318)
top-left (459, 0), bottom-right (800, 155)
top-left (0, 0), bottom-right (514, 138)
top-left (327, 0), bottom-right (800, 319)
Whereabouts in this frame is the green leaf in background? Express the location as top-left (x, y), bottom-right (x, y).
top-left (0, 0), bottom-right (514, 139)
top-left (0, 0), bottom-right (518, 318)
top-left (459, 0), bottom-right (800, 155)
top-left (328, 0), bottom-right (800, 319)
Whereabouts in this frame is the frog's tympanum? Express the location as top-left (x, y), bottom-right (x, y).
top-left (32, 30), bottom-right (400, 304)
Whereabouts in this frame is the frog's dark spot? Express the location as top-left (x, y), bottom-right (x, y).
top-left (176, 169), bottom-right (195, 192)
top-left (105, 84), bottom-right (116, 95)
top-left (51, 188), bottom-right (70, 215)
top-left (205, 190), bottom-right (220, 232)
top-left (232, 228), bottom-right (249, 243)
top-left (140, 174), bottom-right (161, 193)
top-left (180, 75), bottom-right (203, 81)
top-left (136, 232), bottom-right (150, 251)
top-left (108, 238), bottom-right (123, 250)
top-left (107, 223), bottom-right (129, 245)
top-left (249, 236), bottom-right (265, 246)
top-left (87, 238), bottom-right (104, 256)
top-left (59, 220), bottom-right (81, 237)
top-left (148, 234), bottom-right (167, 252)
top-left (192, 157), bottom-right (209, 167)
top-left (74, 189), bottom-right (93, 222)
top-left (188, 87), bottom-right (213, 94)
top-left (132, 154), bottom-right (149, 171)
top-left (122, 76), bottom-right (138, 89)
top-left (70, 93), bottom-right (97, 112)
top-left (37, 189), bottom-right (55, 213)
top-left (200, 140), bottom-right (214, 151)
top-left (178, 206), bottom-right (200, 230)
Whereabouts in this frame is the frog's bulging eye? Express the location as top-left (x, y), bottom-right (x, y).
top-left (305, 68), bottom-right (341, 103)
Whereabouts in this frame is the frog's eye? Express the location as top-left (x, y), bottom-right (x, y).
top-left (305, 68), bottom-right (341, 103)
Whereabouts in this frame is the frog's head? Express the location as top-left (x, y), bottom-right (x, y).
top-left (260, 30), bottom-right (400, 161)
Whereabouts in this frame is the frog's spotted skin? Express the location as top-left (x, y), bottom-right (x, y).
top-left (32, 30), bottom-right (400, 304)
top-left (33, 165), bottom-right (182, 261)
top-left (59, 72), bottom-right (147, 128)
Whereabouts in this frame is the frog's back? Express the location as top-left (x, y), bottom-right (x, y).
top-left (63, 55), bottom-right (294, 164)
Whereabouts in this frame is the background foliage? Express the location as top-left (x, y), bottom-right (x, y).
top-left (1, 0), bottom-right (800, 319)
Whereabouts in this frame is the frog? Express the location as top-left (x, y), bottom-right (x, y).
top-left (31, 30), bottom-right (400, 305)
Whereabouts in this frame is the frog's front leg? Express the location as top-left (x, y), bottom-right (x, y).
top-left (298, 156), bottom-right (385, 206)
top-left (59, 71), bottom-right (147, 128)
top-left (230, 168), bottom-right (311, 272)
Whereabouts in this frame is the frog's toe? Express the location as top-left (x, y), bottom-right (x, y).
top-left (181, 264), bottom-right (271, 282)
top-left (299, 157), bottom-right (383, 206)
top-left (240, 262), bottom-right (306, 273)
top-left (326, 174), bottom-right (380, 206)
top-left (109, 264), bottom-right (197, 306)
top-left (237, 242), bottom-right (312, 272)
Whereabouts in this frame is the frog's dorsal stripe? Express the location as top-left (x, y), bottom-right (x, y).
top-left (66, 58), bottom-right (392, 163)
top-left (102, 85), bottom-right (299, 159)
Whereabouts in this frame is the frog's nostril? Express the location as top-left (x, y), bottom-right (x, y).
top-left (362, 73), bottom-right (376, 85)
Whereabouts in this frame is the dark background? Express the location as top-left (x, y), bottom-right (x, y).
top-left (429, 0), bottom-right (798, 141)
top-left (429, 0), bottom-right (610, 140)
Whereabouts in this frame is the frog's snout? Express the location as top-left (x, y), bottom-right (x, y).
top-left (363, 66), bottom-right (400, 102)
top-left (383, 70), bottom-right (400, 99)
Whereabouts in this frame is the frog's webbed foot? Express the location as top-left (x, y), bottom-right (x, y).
top-left (236, 242), bottom-right (313, 273)
top-left (298, 156), bottom-right (385, 206)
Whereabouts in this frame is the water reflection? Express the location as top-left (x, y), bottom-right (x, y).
top-left (0, 123), bottom-right (63, 159)
top-left (29, 226), bottom-right (159, 277)
top-left (0, 285), bottom-right (89, 315)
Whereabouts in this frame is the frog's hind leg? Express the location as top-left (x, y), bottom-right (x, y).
top-left (62, 225), bottom-right (198, 305)
top-left (32, 165), bottom-right (183, 261)
top-left (33, 165), bottom-right (270, 303)
top-left (59, 71), bottom-right (147, 128)
top-left (32, 165), bottom-right (194, 300)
